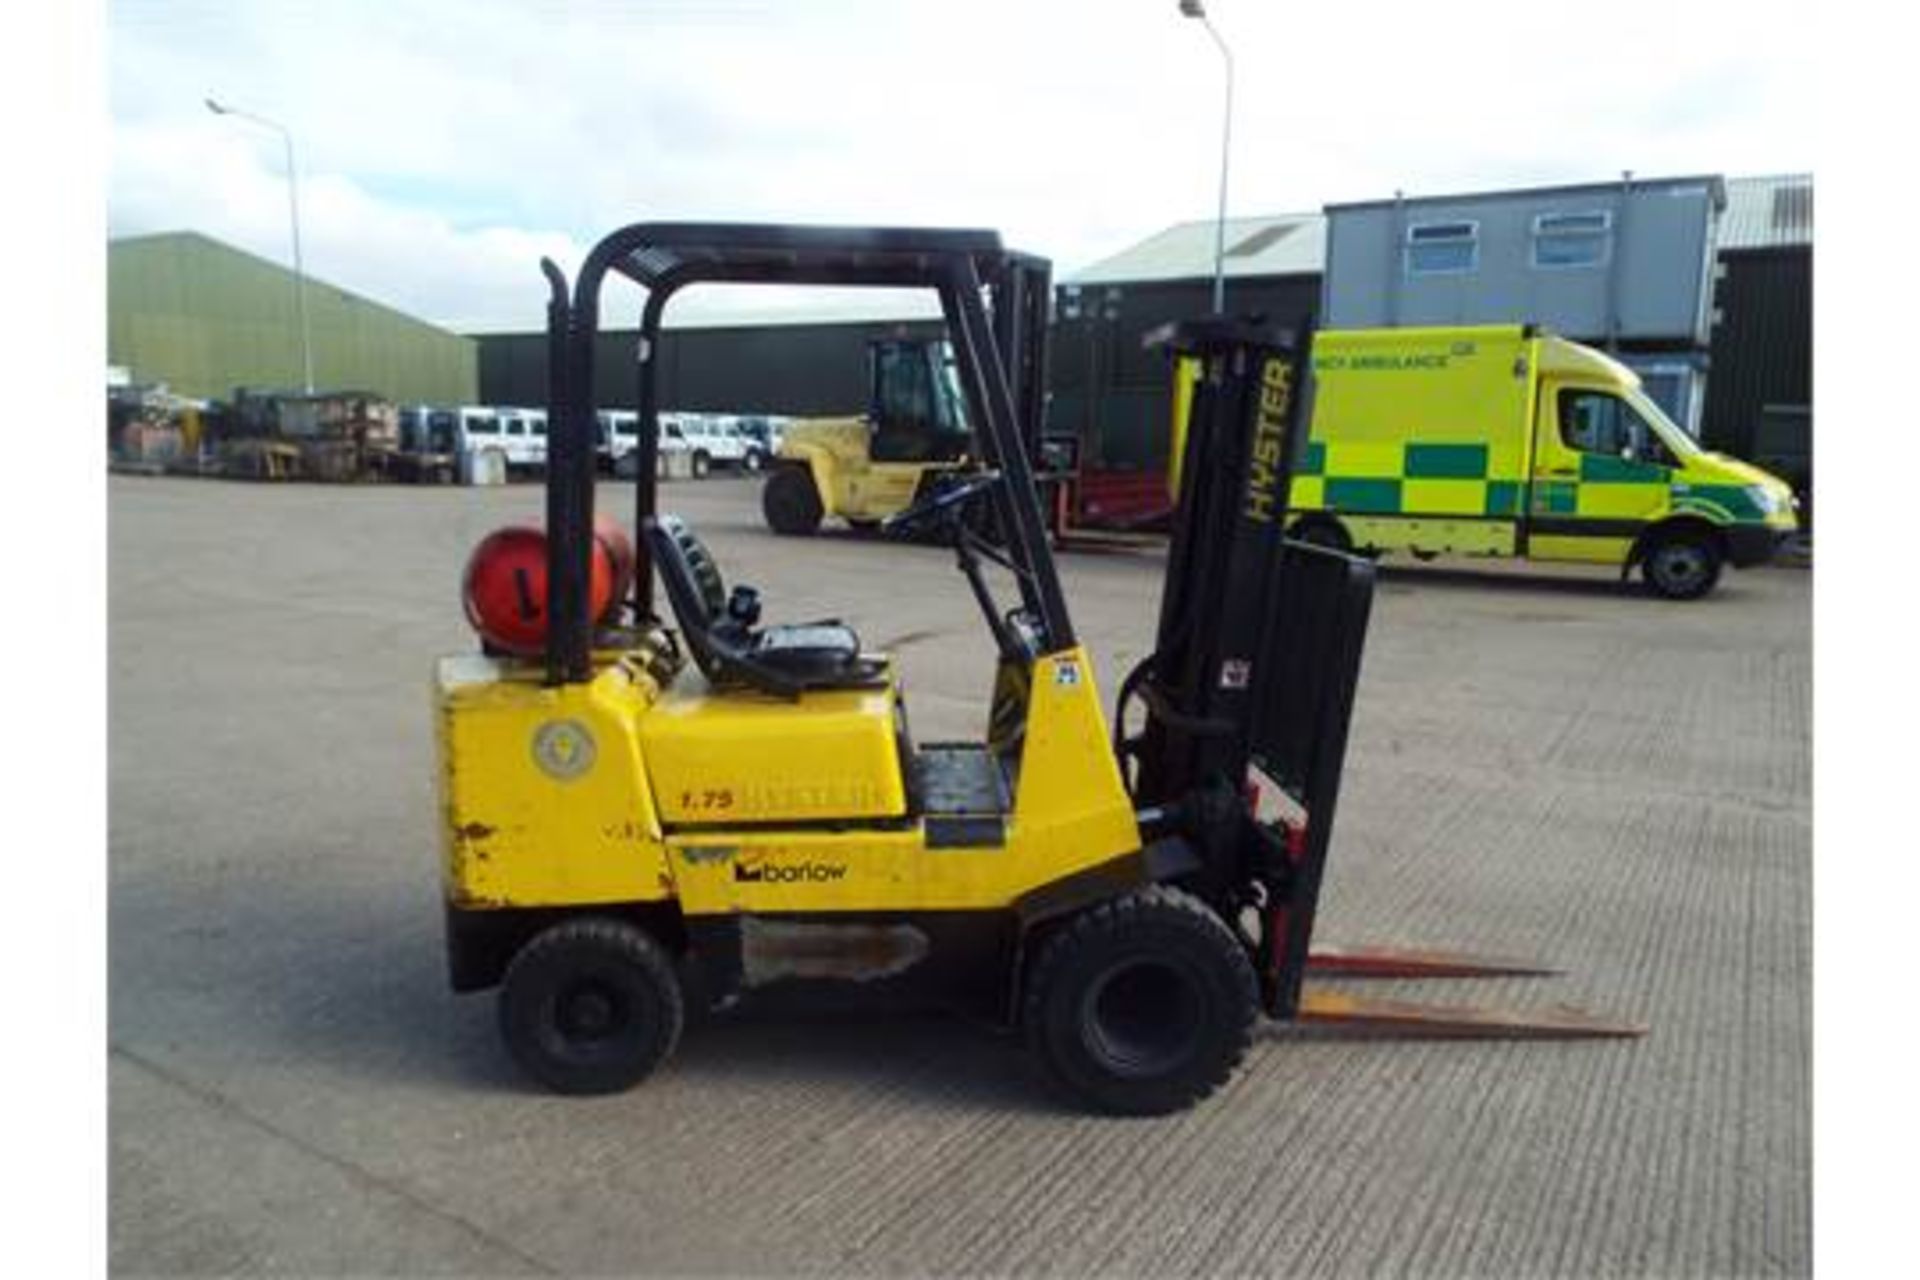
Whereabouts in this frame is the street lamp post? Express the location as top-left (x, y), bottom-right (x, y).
top-left (1178, 1), bottom-right (1233, 315)
top-left (206, 97), bottom-right (314, 393)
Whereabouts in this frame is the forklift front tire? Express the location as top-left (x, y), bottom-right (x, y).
top-left (1023, 885), bottom-right (1258, 1116)
top-left (762, 465), bottom-right (824, 536)
top-left (499, 917), bottom-right (684, 1095)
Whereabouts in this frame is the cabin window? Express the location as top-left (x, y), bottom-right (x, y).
top-left (1405, 221), bottom-right (1478, 275)
top-left (1559, 389), bottom-right (1661, 463)
top-left (1532, 210), bottom-right (1612, 269)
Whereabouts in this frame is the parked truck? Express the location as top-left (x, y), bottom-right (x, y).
top-left (224, 388), bottom-right (399, 482)
top-left (1174, 325), bottom-right (1798, 599)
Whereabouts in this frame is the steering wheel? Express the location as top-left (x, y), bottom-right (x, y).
top-left (880, 470), bottom-right (1003, 535)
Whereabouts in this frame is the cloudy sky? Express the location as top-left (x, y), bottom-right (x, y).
top-left (109, 0), bottom-right (1814, 333)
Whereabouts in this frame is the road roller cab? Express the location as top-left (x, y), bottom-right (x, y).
top-left (434, 222), bottom-right (1642, 1115)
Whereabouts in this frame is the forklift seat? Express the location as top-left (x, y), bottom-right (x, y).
top-left (646, 515), bottom-right (887, 695)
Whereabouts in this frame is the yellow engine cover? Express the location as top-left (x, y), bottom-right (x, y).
top-left (639, 676), bottom-right (908, 824)
top-left (435, 654), bottom-right (674, 908)
top-left (435, 644), bottom-right (1140, 920)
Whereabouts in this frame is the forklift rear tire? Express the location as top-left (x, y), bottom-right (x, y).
top-left (498, 917), bottom-right (684, 1095)
top-left (762, 465), bottom-right (824, 536)
top-left (1023, 885), bottom-right (1257, 1116)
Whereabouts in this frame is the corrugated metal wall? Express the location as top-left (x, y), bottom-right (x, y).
top-left (1703, 247), bottom-right (1812, 461)
top-left (1049, 275), bottom-right (1321, 469)
top-left (475, 319), bottom-right (947, 414)
top-left (108, 233), bottom-right (477, 404)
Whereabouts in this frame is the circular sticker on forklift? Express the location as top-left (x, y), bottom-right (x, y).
top-left (531, 719), bottom-right (597, 780)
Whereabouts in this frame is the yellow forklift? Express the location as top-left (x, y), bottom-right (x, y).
top-left (761, 255), bottom-right (1051, 537)
top-left (761, 338), bottom-right (970, 535)
top-left (435, 223), bottom-right (1639, 1115)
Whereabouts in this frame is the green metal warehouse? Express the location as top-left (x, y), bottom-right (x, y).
top-left (107, 231), bottom-right (476, 405)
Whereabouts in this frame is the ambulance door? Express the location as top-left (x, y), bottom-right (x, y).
top-left (1528, 383), bottom-right (1674, 564)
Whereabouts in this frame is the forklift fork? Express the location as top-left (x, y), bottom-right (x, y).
top-left (1306, 943), bottom-right (1559, 978)
top-left (1293, 988), bottom-right (1646, 1039)
top-left (1293, 942), bottom-right (1642, 1037)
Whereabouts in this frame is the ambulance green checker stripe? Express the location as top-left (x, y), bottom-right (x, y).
top-left (1294, 441), bottom-right (1763, 523)
top-left (1673, 486), bottom-right (1769, 521)
top-left (1298, 440), bottom-right (1516, 517)
top-left (1530, 481), bottom-right (1576, 515)
top-left (1299, 441), bottom-right (1493, 478)
top-left (1404, 443), bottom-right (1489, 478)
top-left (1485, 480), bottom-right (1522, 515)
top-left (1577, 454), bottom-right (1666, 484)
top-left (1322, 478), bottom-right (1402, 513)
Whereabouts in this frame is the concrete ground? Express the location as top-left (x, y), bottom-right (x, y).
top-left (109, 475), bottom-right (1810, 1277)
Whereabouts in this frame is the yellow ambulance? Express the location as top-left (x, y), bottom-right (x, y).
top-left (1263, 325), bottom-right (1798, 599)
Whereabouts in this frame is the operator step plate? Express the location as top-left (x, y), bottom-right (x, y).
top-left (912, 744), bottom-right (1011, 848)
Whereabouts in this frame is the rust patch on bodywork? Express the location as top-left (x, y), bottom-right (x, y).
top-left (450, 821), bottom-right (496, 864)
top-left (446, 819), bottom-right (501, 899)
top-left (680, 844), bottom-right (739, 866)
top-left (740, 918), bottom-right (930, 987)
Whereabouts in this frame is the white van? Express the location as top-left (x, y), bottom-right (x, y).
top-left (442, 405), bottom-right (502, 467)
top-left (597, 410), bottom-right (639, 472)
top-left (675, 413), bottom-right (759, 475)
top-left (602, 410), bottom-right (694, 479)
top-left (491, 407), bottom-right (547, 476)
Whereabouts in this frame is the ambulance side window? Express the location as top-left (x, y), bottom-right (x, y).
top-left (1559, 389), bottom-right (1656, 462)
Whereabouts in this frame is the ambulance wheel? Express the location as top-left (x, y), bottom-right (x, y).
top-left (1642, 531), bottom-right (1723, 600)
top-left (1023, 885), bottom-right (1258, 1116)
top-left (1289, 517), bottom-right (1351, 554)
top-left (762, 465), bottom-right (823, 536)
top-left (499, 917), bottom-right (684, 1095)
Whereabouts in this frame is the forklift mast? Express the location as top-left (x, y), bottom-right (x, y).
top-left (1122, 318), bottom-right (1376, 1016)
top-left (990, 252), bottom-right (1053, 469)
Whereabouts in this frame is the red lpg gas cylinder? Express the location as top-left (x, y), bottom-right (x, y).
top-left (593, 513), bottom-right (636, 614)
top-left (461, 525), bottom-right (614, 657)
